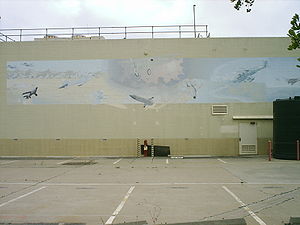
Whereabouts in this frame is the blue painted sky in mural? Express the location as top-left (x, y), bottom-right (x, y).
top-left (6, 57), bottom-right (300, 105)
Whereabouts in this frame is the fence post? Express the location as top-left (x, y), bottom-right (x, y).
top-left (151, 26), bottom-right (154, 39)
top-left (19, 29), bottom-right (22, 41)
top-left (297, 140), bottom-right (299, 161)
top-left (268, 140), bottom-right (272, 161)
top-left (71, 28), bottom-right (74, 39)
top-left (179, 26), bottom-right (181, 38)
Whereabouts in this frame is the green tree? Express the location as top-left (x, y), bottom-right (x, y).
top-left (230, 1), bottom-right (299, 68)
top-left (230, 0), bottom-right (255, 12)
top-left (287, 13), bottom-right (300, 68)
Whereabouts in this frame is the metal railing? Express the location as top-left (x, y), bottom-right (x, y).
top-left (0, 32), bottom-right (16, 42)
top-left (0, 24), bottom-right (209, 42)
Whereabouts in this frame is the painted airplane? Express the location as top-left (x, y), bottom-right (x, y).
top-left (234, 60), bottom-right (268, 83)
top-left (59, 78), bottom-right (88, 89)
top-left (7, 65), bottom-right (16, 69)
top-left (129, 94), bottom-right (154, 107)
top-left (287, 78), bottom-right (300, 85)
top-left (22, 87), bottom-right (38, 99)
top-left (59, 74), bottom-right (96, 89)
top-left (23, 62), bottom-right (33, 67)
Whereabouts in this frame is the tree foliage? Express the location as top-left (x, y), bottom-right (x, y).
top-left (287, 14), bottom-right (300, 68)
top-left (230, 0), bottom-right (255, 12)
top-left (230, 1), bottom-right (300, 68)
top-left (288, 14), bottom-right (300, 50)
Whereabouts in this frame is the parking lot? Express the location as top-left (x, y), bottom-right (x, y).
top-left (0, 156), bottom-right (299, 225)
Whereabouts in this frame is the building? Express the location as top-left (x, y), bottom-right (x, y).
top-left (0, 37), bottom-right (299, 157)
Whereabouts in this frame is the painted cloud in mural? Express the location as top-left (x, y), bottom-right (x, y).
top-left (6, 57), bottom-right (300, 105)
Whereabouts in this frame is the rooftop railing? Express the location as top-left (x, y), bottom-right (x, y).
top-left (0, 32), bottom-right (16, 42)
top-left (0, 24), bottom-right (209, 42)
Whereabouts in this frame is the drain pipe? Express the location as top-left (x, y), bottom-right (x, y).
top-left (143, 140), bottom-right (148, 157)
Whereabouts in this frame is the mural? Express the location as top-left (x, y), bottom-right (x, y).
top-left (6, 57), bottom-right (300, 106)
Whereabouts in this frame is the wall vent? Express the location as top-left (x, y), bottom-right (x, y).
top-left (212, 105), bottom-right (228, 115)
top-left (241, 144), bottom-right (257, 154)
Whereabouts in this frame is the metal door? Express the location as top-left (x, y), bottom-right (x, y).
top-left (239, 122), bottom-right (257, 155)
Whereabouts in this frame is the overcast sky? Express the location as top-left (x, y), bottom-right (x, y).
top-left (0, 0), bottom-right (299, 37)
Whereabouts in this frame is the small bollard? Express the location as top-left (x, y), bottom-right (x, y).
top-left (297, 140), bottom-right (299, 161)
top-left (268, 140), bottom-right (272, 161)
top-left (143, 140), bottom-right (148, 157)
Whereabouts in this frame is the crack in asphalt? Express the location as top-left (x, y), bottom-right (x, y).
top-left (200, 186), bottom-right (300, 221)
top-left (0, 164), bottom-right (91, 200)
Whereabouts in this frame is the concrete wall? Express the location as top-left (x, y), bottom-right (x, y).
top-left (0, 37), bottom-right (298, 156)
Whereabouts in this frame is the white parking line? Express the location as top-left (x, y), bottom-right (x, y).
top-left (166, 159), bottom-right (169, 164)
top-left (217, 158), bottom-right (227, 164)
top-left (0, 186), bottom-right (46, 208)
top-left (113, 158), bottom-right (122, 165)
top-left (57, 158), bottom-right (76, 165)
top-left (222, 186), bottom-right (266, 225)
top-left (105, 186), bottom-right (135, 224)
top-left (0, 160), bottom-right (17, 165)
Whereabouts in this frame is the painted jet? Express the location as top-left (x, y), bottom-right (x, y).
top-left (234, 61), bottom-right (268, 83)
top-left (7, 65), bottom-right (16, 69)
top-left (23, 62), bottom-right (33, 67)
top-left (22, 87), bottom-right (38, 99)
top-left (59, 74), bottom-right (96, 89)
top-left (129, 95), bottom-right (154, 107)
top-left (59, 79), bottom-right (86, 89)
top-left (287, 78), bottom-right (300, 85)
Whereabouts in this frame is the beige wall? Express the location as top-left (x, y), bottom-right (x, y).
top-left (0, 37), bottom-right (297, 156)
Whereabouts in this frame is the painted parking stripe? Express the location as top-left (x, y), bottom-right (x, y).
top-left (57, 158), bottom-right (77, 165)
top-left (105, 186), bottom-right (135, 224)
top-left (166, 159), bottom-right (169, 164)
top-left (0, 186), bottom-right (46, 208)
top-left (222, 186), bottom-right (266, 225)
top-left (113, 158), bottom-right (122, 165)
top-left (0, 160), bottom-right (17, 165)
top-left (217, 158), bottom-right (227, 164)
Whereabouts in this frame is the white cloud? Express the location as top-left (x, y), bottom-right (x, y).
top-left (0, 0), bottom-right (299, 37)
top-left (52, 0), bottom-right (82, 16)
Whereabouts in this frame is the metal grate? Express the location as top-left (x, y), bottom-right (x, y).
top-left (241, 144), bottom-right (257, 154)
top-left (212, 105), bottom-right (228, 115)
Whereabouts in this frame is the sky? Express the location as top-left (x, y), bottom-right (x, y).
top-left (0, 0), bottom-right (299, 38)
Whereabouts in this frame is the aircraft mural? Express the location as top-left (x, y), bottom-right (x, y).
top-left (6, 57), bottom-right (300, 105)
